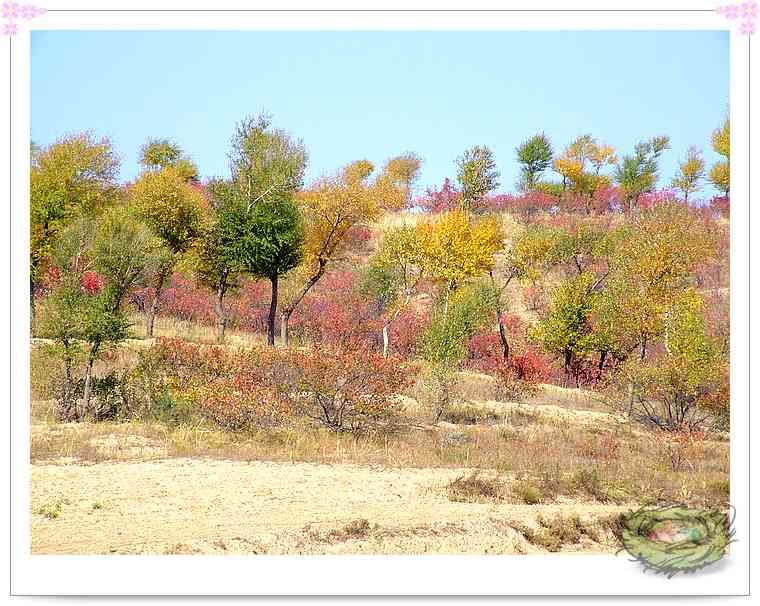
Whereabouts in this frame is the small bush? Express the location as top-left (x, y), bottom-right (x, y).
top-left (34, 499), bottom-right (69, 520)
top-left (441, 402), bottom-right (503, 425)
top-left (570, 467), bottom-right (609, 502)
top-left (136, 338), bottom-right (413, 435)
top-left (446, 472), bottom-right (506, 503)
top-left (517, 514), bottom-right (590, 552)
top-left (512, 479), bottom-right (542, 504)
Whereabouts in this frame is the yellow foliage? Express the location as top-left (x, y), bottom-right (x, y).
top-left (413, 210), bottom-right (503, 284)
top-left (129, 166), bottom-right (208, 254)
top-left (297, 160), bottom-right (390, 273)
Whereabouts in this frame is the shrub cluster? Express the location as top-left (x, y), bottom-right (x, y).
top-left (136, 338), bottom-right (413, 435)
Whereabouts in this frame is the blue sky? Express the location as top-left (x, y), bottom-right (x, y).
top-left (31, 30), bottom-right (729, 199)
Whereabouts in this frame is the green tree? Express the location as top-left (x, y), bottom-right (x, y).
top-left (225, 192), bottom-right (304, 346)
top-left (420, 284), bottom-right (494, 421)
top-left (614, 135), bottom-right (670, 211)
top-left (30, 133), bottom-right (120, 325)
top-left (130, 165), bottom-right (207, 336)
top-left (362, 225), bottom-right (426, 358)
top-left (190, 179), bottom-right (243, 343)
top-left (671, 146), bottom-right (705, 204)
top-left (533, 271), bottom-right (600, 387)
top-left (516, 133), bottom-right (553, 192)
top-left (37, 208), bottom-right (164, 420)
top-left (620, 290), bottom-right (727, 430)
top-left (229, 112), bottom-right (307, 205)
top-left (224, 113), bottom-right (308, 345)
top-left (456, 146), bottom-right (500, 210)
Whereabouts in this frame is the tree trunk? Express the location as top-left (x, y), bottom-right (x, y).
top-left (267, 275), bottom-right (278, 346)
top-left (382, 324), bottom-right (390, 358)
top-left (563, 351), bottom-right (573, 388)
top-left (214, 269), bottom-right (229, 343)
top-left (82, 357), bottom-right (95, 420)
top-left (280, 261), bottom-right (326, 347)
top-left (30, 278), bottom-right (36, 334)
top-left (146, 274), bottom-right (166, 338)
top-left (281, 309), bottom-right (292, 348)
top-left (639, 336), bottom-right (647, 361)
top-left (597, 350), bottom-right (608, 381)
top-left (497, 311), bottom-right (510, 360)
top-left (60, 341), bottom-right (75, 420)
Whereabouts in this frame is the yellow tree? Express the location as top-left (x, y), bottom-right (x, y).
top-left (366, 225), bottom-right (427, 357)
top-left (415, 210), bottom-right (503, 315)
top-left (279, 160), bottom-right (403, 345)
top-left (366, 210), bottom-right (502, 357)
top-left (381, 152), bottom-right (423, 207)
top-left (671, 146), bottom-right (705, 204)
top-left (130, 166), bottom-right (207, 336)
top-left (553, 135), bottom-right (617, 213)
top-left (708, 117), bottom-right (730, 196)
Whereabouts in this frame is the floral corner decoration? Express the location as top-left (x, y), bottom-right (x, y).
top-left (3, 3), bottom-right (46, 36)
top-left (716, 1), bottom-right (757, 35)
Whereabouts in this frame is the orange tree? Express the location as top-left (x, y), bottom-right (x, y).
top-left (279, 159), bottom-right (404, 346)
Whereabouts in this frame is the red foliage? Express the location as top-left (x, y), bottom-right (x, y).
top-left (464, 323), bottom-right (552, 390)
top-left (710, 195), bottom-right (730, 218)
top-left (160, 274), bottom-right (217, 323)
top-left (387, 308), bottom-right (429, 359)
top-left (295, 270), bottom-right (381, 350)
top-left (80, 271), bottom-right (105, 295)
top-left (416, 178), bottom-right (461, 212)
top-left (637, 188), bottom-right (680, 211)
top-left (145, 337), bottom-right (413, 433)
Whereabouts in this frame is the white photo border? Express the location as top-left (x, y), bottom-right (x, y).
top-left (2, 0), bottom-right (752, 596)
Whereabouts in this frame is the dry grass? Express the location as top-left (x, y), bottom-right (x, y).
top-left (29, 409), bottom-right (729, 510)
top-left (131, 315), bottom-right (268, 348)
top-left (512, 513), bottom-right (607, 553)
top-left (29, 339), bottom-right (730, 511)
top-left (446, 472), bottom-right (508, 503)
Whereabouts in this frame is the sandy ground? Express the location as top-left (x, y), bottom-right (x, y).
top-left (30, 458), bottom-right (627, 555)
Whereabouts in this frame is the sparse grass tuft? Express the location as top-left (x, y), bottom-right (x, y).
top-left (446, 472), bottom-right (507, 503)
top-left (34, 499), bottom-right (69, 520)
top-left (512, 479), bottom-right (543, 504)
top-left (514, 513), bottom-right (606, 552)
top-left (441, 402), bottom-right (504, 425)
top-left (570, 467), bottom-right (610, 502)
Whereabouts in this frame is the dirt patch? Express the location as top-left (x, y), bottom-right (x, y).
top-left (31, 458), bottom-right (627, 555)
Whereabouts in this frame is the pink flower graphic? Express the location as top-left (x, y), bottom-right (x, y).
top-left (717, 2), bottom-right (757, 34)
top-left (20, 4), bottom-right (37, 19)
top-left (725, 5), bottom-right (740, 18)
top-left (2, 2), bottom-right (18, 19)
top-left (3, 1), bottom-right (43, 35)
top-left (740, 19), bottom-right (757, 34)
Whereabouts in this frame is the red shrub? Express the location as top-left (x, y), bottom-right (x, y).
top-left (416, 178), bottom-right (461, 213)
top-left (293, 348), bottom-right (414, 433)
top-left (141, 338), bottom-right (414, 434)
top-left (710, 195), bottom-right (730, 218)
